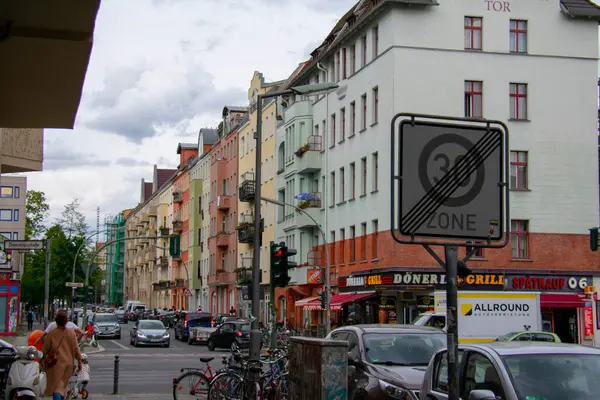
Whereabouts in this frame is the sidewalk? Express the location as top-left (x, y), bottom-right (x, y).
top-left (93, 395), bottom-right (169, 400)
top-left (2, 323), bottom-right (105, 355)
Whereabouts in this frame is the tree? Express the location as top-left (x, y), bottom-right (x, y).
top-left (56, 198), bottom-right (88, 239)
top-left (25, 190), bottom-right (50, 239)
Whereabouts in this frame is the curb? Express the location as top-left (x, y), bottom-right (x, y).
top-left (83, 344), bottom-right (105, 355)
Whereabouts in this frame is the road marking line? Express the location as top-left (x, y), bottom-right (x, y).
top-left (110, 340), bottom-right (130, 350)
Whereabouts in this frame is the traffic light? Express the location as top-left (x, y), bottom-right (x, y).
top-left (270, 242), bottom-right (297, 288)
top-left (591, 228), bottom-right (599, 251)
top-left (319, 291), bottom-right (326, 309)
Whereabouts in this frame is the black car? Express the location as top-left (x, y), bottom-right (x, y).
top-left (207, 320), bottom-right (250, 352)
top-left (173, 312), bottom-right (213, 341)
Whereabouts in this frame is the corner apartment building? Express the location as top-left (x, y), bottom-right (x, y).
top-left (237, 72), bottom-right (281, 320)
top-left (0, 176), bottom-right (26, 277)
top-left (208, 107), bottom-right (246, 314)
top-left (189, 128), bottom-right (218, 311)
top-left (275, 0), bottom-right (600, 336)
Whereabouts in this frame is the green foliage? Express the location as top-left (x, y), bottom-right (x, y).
top-left (55, 198), bottom-right (88, 239)
top-left (25, 190), bottom-right (50, 239)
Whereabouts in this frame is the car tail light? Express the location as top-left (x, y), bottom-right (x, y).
top-left (236, 331), bottom-right (242, 337)
top-left (184, 316), bottom-right (188, 328)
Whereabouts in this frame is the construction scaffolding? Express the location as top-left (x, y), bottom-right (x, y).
top-left (105, 213), bottom-right (125, 306)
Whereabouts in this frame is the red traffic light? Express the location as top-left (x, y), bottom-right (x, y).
top-left (274, 249), bottom-right (283, 257)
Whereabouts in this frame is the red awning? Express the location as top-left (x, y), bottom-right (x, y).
top-left (303, 291), bottom-right (375, 311)
top-left (540, 293), bottom-right (587, 308)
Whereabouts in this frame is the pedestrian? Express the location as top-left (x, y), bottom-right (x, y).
top-left (229, 306), bottom-right (236, 316)
top-left (197, 305), bottom-right (202, 312)
top-left (26, 309), bottom-right (34, 331)
top-left (34, 309), bottom-right (85, 347)
top-left (42, 309), bottom-right (82, 400)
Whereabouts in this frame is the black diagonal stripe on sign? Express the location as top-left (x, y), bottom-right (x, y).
top-left (402, 132), bottom-right (500, 234)
top-left (401, 131), bottom-right (497, 230)
top-left (403, 135), bottom-right (500, 234)
top-left (403, 132), bottom-right (499, 232)
top-left (401, 131), bottom-right (499, 231)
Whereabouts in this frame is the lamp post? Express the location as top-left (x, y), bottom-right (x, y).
top-left (250, 82), bottom-right (338, 379)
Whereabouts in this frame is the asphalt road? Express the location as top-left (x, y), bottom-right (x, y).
top-left (87, 323), bottom-right (230, 395)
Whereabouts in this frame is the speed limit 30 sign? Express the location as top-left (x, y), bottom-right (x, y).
top-left (392, 116), bottom-right (508, 244)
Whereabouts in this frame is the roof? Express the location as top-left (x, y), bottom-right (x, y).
top-left (340, 324), bottom-right (445, 334)
top-left (465, 341), bottom-right (600, 356)
top-left (156, 168), bottom-right (176, 189)
top-left (222, 106), bottom-right (247, 115)
top-left (560, 0), bottom-right (600, 20)
top-left (176, 143), bottom-right (198, 154)
top-left (199, 128), bottom-right (218, 145)
top-left (143, 182), bottom-right (153, 202)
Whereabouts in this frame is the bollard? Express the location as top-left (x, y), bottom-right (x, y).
top-left (113, 355), bottom-right (120, 394)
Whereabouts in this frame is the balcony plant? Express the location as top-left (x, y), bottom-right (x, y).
top-left (295, 144), bottom-right (310, 157)
top-left (216, 268), bottom-right (226, 274)
top-left (236, 222), bottom-right (251, 230)
top-left (297, 200), bottom-right (310, 209)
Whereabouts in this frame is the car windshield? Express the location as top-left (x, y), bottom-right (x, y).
top-left (239, 324), bottom-right (250, 332)
top-left (363, 333), bottom-right (446, 366)
top-left (497, 331), bottom-right (520, 341)
top-left (139, 321), bottom-right (165, 330)
top-left (95, 314), bottom-right (118, 323)
top-left (503, 354), bottom-right (600, 400)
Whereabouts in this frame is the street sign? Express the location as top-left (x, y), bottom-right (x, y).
top-left (397, 120), bottom-right (506, 242)
top-left (66, 282), bottom-right (84, 288)
top-left (4, 240), bottom-right (44, 250)
top-left (81, 263), bottom-right (98, 276)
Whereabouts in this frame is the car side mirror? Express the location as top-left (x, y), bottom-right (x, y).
top-left (468, 389), bottom-right (497, 400)
top-left (347, 352), bottom-right (361, 367)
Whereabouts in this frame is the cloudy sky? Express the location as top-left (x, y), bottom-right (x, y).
top-left (23, 0), bottom-right (356, 228)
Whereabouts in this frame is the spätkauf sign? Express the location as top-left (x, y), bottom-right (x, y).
top-left (505, 275), bottom-right (592, 293)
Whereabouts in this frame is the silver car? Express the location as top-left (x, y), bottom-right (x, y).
top-left (130, 319), bottom-right (170, 348)
top-left (93, 313), bottom-right (121, 339)
top-left (420, 342), bottom-right (600, 400)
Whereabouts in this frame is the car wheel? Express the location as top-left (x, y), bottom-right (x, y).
top-left (129, 337), bottom-right (134, 345)
top-left (164, 342), bottom-right (170, 348)
top-left (207, 339), bottom-right (215, 351)
top-left (174, 330), bottom-right (179, 340)
top-left (188, 338), bottom-right (193, 345)
top-left (231, 340), bottom-right (239, 352)
top-left (133, 338), bottom-right (138, 347)
top-left (116, 335), bottom-right (121, 340)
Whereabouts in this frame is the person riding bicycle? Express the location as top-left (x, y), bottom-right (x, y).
top-left (73, 354), bottom-right (90, 399)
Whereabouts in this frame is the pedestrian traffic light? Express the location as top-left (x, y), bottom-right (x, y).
top-left (591, 228), bottom-right (599, 251)
top-left (270, 242), bottom-right (297, 288)
top-left (319, 291), bottom-right (326, 309)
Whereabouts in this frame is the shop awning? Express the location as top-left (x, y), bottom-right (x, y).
top-left (303, 291), bottom-right (375, 311)
top-left (540, 293), bottom-right (587, 308)
top-left (294, 296), bottom-right (320, 307)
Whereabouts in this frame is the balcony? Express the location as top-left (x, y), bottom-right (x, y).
top-left (217, 195), bottom-right (231, 210)
top-left (284, 100), bottom-right (312, 121)
top-left (215, 232), bottom-right (229, 247)
top-left (239, 172), bottom-right (255, 202)
top-left (215, 158), bottom-right (226, 176)
top-left (172, 219), bottom-right (183, 232)
top-left (236, 223), bottom-right (255, 244)
top-left (235, 267), bottom-right (252, 285)
top-left (283, 206), bottom-right (322, 232)
top-left (152, 282), bottom-right (161, 291)
top-left (175, 278), bottom-right (186, 288)
top-left (0, 129), bottom-right (43, 173)
top-left (295, 137), bottom-right (323, 174)
top-left (148, 206), bottom-right (157, 217)
top-left (208, 271), bottom-right (236, 286)
top-left (159, 227), bottom-right (170, 237)
top-left (173, 190), bottom-right (183, 203)
top-left (158, 281), bottom-right (171, 290)
top-left (147, 227), bottom-right (157, 237)
top-left (158, 256), bottom-right (168, 268)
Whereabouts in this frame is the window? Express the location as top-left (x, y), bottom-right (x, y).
top-left (330, 231), bottom-right (336, 265)
top-left (361, 94), bottom-right (367, 130)
top-left (361, 223), bottom-right (367, 260)
top-left (461, 353), bottom-right (506, 400)
top-left (361, 35), bottom-right (367, 67)
top-left (510, 151), bottom-right (528, 189)
top-left (330, 171), bottom-right (336, 205)
top-left (342, 48), bottom-right (347, 79)
top-left (361, 157), bottom-right (367, 196)
top-left (509, 83), bottom-right (528, 120)
top-left (350, 225), bottom-right (356, 262)
top-left (350, 162), bottom-right (356, 200)
top-left (340, 228), bottom-right (345, 264)
top-left (372, 25), bottom-right (379, 58)
top-left (469, 241), bottom-right (485, 258)
top-left (434, 351), bottom-right (465, 394)
top-left (0, 233), bottom-right (10, 240)
top-left (340, 167), bottom-right (345, 202)
top-left (464, 17), bottom-right (482, 50)
top-left (221, 179), bottom-right (227, 195)
top-left (330, 113), bottom-right (336, 145)
top-left (350, 102), bottom-right (356, 135)
top-left (465, 81), bottom-right (483, 118)
top-left (240, 136), bottom-right (245, 157)
top-left (372, 152), bottom-right (379, 192)
top-left (14, 187), bottom-right (19, 198)
top-left (0, 210), bottom-right (11, 221)
top-left (372, 87), bottom-right (378, 124)
top-left (350, 44), bottom-right (356, 74)
top-left (13, 210), bottom-right (18, 222)
top-left (510, 19), bottom-right (527, 53)
top-left (335, 51), bottom-right (341, 82)
top-left (340, 108), bottom-right (346, 141)
top-left (221, 216), bottom-right (226, 232)
top-left (12, 233), bottom-right (18, 241)
top-left (0, 187), bottom-right (13, 198)
top-left (511, 220), bottom-right (529, 259)
top-left (372, 219), bottom-right (379, 259)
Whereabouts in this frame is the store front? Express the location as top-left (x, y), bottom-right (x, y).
top-left (506, 274), bottom-right (593, 344)
top-left (0, 273), bottom-right (20, 336)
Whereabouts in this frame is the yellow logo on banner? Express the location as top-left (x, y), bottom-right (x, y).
top-left (461, 304), bottom-right (473, 316)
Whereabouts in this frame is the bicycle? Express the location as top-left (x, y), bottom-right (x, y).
top-left (173, 355), bottom-right (231, 400)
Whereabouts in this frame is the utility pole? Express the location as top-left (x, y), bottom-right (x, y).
top-left (43, 238), bottom-right (52, 329)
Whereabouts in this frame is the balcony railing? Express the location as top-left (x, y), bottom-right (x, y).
top-left (173, 190), bottom-right (183, 203)
top-left (158, 256), bottom-right (168, 267)
top-left (236, 223), bottom-right (255, 244)
top-left (208, 271), bottom-right (236, 286)
top-left (217, 195), bottom-right (231, 210)
top-left (235, 267), bottom-right (252, 285)
top-left (158, 281), bottom-right (171, 290)
top-left (239, 179), bottom-right (255, 202)
top-left (175, 278), bottom-right (186, 288)
top-left (152, 282), bottom-right (161, 291)
top-left (159, 227), bottom-right (170, 237)
top-left (296, 192), bottom-right (322, 209)
top-left (172, 219), bottom-right (183, 232)
top-left (216, 231), bottom-right (229, 247)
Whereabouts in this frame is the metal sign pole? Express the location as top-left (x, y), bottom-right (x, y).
top-left (444, 245), bottom-right (459, 400)
top-left (43, 238), bottom-right (51, 329)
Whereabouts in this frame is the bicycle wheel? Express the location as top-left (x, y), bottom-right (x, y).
top-left (208, 372), bottom-right (244, 400)
top-left (173, 370), bottom-right (210, 400)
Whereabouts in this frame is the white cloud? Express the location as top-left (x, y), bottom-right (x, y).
top-left (22, 0), bottom-right (355, 227)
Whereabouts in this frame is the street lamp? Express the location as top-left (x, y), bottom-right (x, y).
top-left (250, 82), bottom-right (338, 371)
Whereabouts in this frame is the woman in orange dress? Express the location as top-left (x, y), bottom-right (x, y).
top-left (42, 310), bottom-right (82, 400)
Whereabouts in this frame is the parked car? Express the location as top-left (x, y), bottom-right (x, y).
top-left (188, 326), bottom-right (217, 345)
top-left (420, 342), bottom-right (600, 400)
top-left (157, 310), bottom-right (176, 328)
top-left (91, 313), bottom-right (121, 339)
top-left (174, 312), bottom-right (213, 342)
top-left (325, 324), bottom-right (446, 400)
top-left (130, 319), bottom-right (170, 348)
top-left (207, 320), bottom-right (251, 351)
top-left (496, 330), bottom-right (561, 343)
top-left (114, 309), bottom-right (126, 323)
